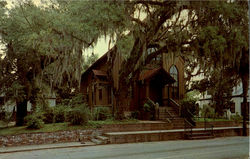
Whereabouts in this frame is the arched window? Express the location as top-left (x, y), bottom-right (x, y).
top-left (170, 65), bottom-right (179, 99)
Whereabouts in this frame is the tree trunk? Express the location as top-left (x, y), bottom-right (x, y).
top-left (241, 74), bottom-right (248, 136)
top-left (240, 48), bottom-right (249, 136)
top-left (16, 99), bottom-right (28, 126)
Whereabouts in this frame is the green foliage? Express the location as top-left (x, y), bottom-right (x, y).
top-left (143, 99), bottom-right (156, 120)
top-left (0, 1), bottom-right (130, 126)
top-left (43, 107), bottom-right (54, 124)
top-left (130, 111), bottom-right (140, 119)
top-left (231, 112), bottom-right (243, 123)
top-left (24, 112), bottom-right (45, 129)
top-left (5, 81), bottom-right (26, 103)
top-left (59, 93), bottom-right (86, 107)
top-left (117, 35), bottom-right (135, 61)
top-left (82, 53), bottom-right (99, 72)
top-left (191, 67), bottom-right (237, 116)
top-left (0, 107), bottom-right (6, 120)
top-left (201, 105), bottom-right (216, 118)
top-left (92, 107), bottom-right (112, 121)
top-left (0, 107), bottom-right (13, 127)
top-left (53, 105), bottom-right (69, 123)
top-left (180, 91), bottom-right (199, 116)
top-left (143, 99), bottom-right (155, 112)
top-left (67, 104), bottom-right (90, 125)
top-left (42, 94), bottom-right (89, 124)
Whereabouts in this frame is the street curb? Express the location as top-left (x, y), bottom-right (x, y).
top-left (0, 143), bottom-right (96, 154)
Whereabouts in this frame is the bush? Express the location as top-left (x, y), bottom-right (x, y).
top-left (201, 105), bottom-right (216, 118)
top-left (180, 91), bottom-right (199, 117)
top-left (142, 99), bottom-right (156, 120)
top-left (53, 105), bottom-right (68, 123)
top-left (43, 107), bottom-right (54, 124)
top-left (25, 112), bottom-right (45, 129)
top-left (0, 107), bottom-right (6, 120)
top-left (92, 107), bottom-right (112, 121)
top-left (143, 99), bottom-right (155, 112)
top-left (67, 104), bottom-right (90, 125)
top-left (131, 111), bottom-right (140, 119)
top-left (231, 112), bottom-right (243, 123)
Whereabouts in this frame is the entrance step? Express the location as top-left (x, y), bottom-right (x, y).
top-left (96, 135), bottom-right (110, 144)
top-left (90, 138), bottom-right (103, 145)
top-left (158, 107), bottom-right (180, 120)
top-left (188, 135), bottom-right (214, 140)
top-left (186, 133), bottom-right (214, 140)
top-left (185, 131), bottom-right (214, 140)
top-left (104, 127), bottom-right (241, 144)
top-left (104, 130), bottom-right (184, 144)
top-left (91, 135), bottom-right (110, 145)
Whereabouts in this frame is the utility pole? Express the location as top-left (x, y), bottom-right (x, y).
top-left (243, 0), bottom-right (250, 136)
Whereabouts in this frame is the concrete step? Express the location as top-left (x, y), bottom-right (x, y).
top-left (191, 132), bottom-right (212, 136)
top-left (104, 130), bottom-right (184, 144)
top-left (90, 138), bottom-right (103, 145)
top-left (185, 131), bottom-right (214, 140)
top-left (187, 135), bottom-right (214, 140)
top-left (104, 127), bottom-right (241, 144)
top-left (95, 135), bottom-right (109, 144)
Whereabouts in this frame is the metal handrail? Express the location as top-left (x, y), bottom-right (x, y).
top-left (166, 109), bottom-right (173, 119)
top-left (184, 118), bottom-right (194, 138)
top-left (169, 98), bottom-right (181, 116)
top-left (165, 109), bottom-right (173, 123)
top-left (186, 109), bottom-right (196, 126)
top-left (204, 120), bottom-right (214, 136)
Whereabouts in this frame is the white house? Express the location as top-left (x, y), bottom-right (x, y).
top-left (0, 92), bottom-right (56, 113)
top-left (197, 82), bottom-right (250, 116)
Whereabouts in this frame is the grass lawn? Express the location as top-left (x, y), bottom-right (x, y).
top-left (195, 118), bottom-right (233, 122)
top-left (0, 119), bottom-right (138, 136)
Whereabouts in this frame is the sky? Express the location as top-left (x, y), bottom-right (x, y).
top-left (85, 37), bottom-right (114, 57)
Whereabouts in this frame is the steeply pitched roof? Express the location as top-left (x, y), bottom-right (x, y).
top-left (81, 47), bottom-right (115, 80)
top-left (139, 67), bottom-right (175, 84)
top-left (92, 69), bottom-right (107, 76)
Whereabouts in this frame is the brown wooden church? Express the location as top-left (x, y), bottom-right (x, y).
top-left (80, 47), bottom-right (185, 116)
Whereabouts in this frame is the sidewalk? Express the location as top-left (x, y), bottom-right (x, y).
top-left (0, 141), bottom-right (95, 154)
top-left (0, 126), bottom-right (243, 154)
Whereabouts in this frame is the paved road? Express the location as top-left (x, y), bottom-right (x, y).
top-left (0, 136), bottom-right (249, 159)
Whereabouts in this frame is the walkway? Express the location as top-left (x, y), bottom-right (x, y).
top-left (0, 136), bottom-right (248, 159)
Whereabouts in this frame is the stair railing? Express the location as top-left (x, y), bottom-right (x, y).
top-left (165, 109), bottom-right (173, 123)
top-left (185, 109), bottom-right (196, 126)
top-left (204, 119), bottom-right (214, 136)
top-left (184, 119), bottom-right (194, 139)
top-left (145, 97), bottom-right (159, 120)
top-left (169, 98), bottom-right (181, 116)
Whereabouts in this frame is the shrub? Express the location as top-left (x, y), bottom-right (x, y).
top-left (143, 99), bottom-right (155, 112)
top-left (53, 105), bottom-right (68, 123)
top-left (131, 111), bottom-right (140, 119)
top-left (0, 107), bottom-right (6, 120)
top-left (180, 91), bottom-right (199, 116)
top-left (92, 107), bottom-right (112, 121)
top-left (231, 112), bottom-right (243, 123)
top-left (67, 104), bottom-right (90, 125)
top-left (143, 99), bottom-right (156, 120)
top-left (201, 105), bottom-right (216, 118)
top-left (43, 107), bottom-right (54, 124)
top-left (25, 112), bottom-right (45, 129)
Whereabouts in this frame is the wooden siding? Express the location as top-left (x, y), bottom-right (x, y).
top-left (81, 50), bottom-right (185, 111)
top-left (162, 53), bottom-right (185, 100)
